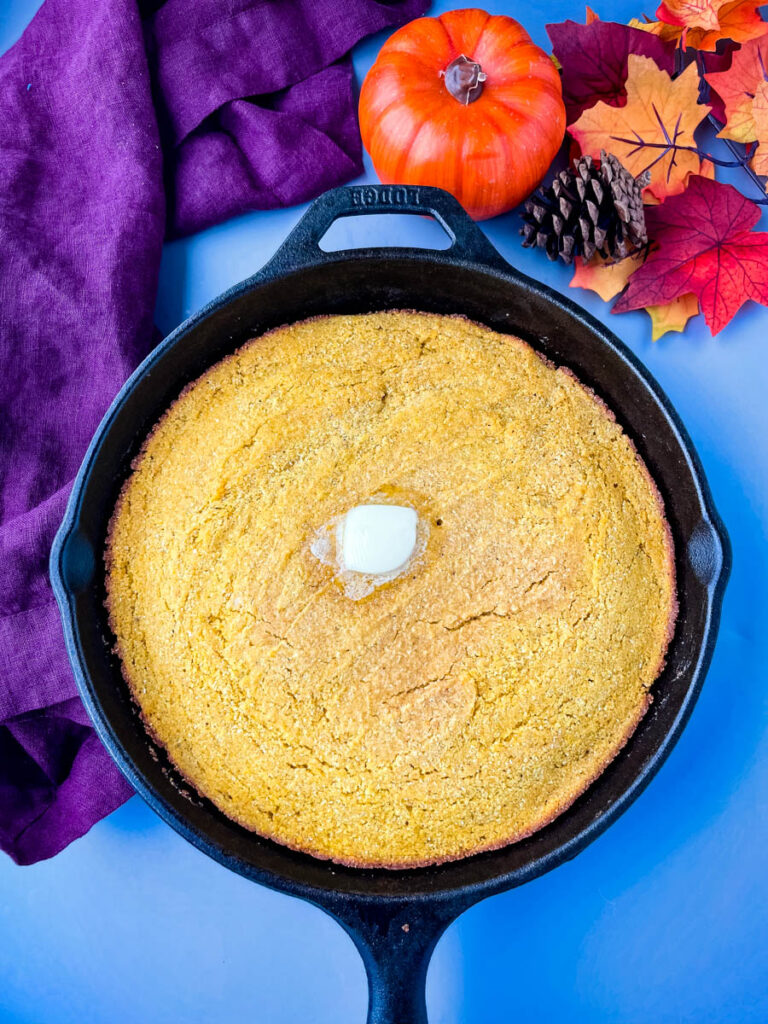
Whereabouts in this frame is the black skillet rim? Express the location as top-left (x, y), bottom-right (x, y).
top-left (49, 185), bottom-right (730, 914)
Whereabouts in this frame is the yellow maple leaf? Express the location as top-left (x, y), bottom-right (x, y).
top-left (646, 294), bottom-right (700, 340)
top-left (718, 98), bottom-right (759, 144)
top-left (570, 253), bottom-right (644, 301)
top-left (632, 0), bottom-right (768, 50)
top-left (628, 16), bottom-right (682, 41)
top-left (569, 56), bottom-right (709, 202)
top-left (750, 81), bottom-right (768, 178)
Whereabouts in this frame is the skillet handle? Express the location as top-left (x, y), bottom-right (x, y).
top-left (328, 898), bottom-right (466, 1024)
top-left (260, 183), bottom-right (508, 275)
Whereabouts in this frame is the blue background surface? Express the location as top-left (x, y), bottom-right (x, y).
top-left (1, 1), bottom-right (766, 1021)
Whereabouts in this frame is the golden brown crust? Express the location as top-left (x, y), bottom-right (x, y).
top-left (557, 366), bottom-right (678, 680)
top-left (105, 310), bottom-right (677, 869)
top-left (212, 690), bottom-right (652, 871)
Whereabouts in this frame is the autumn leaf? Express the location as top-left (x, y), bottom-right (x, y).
top-left (641, 153), bottom-right (715, 206)
top-left (571, 251), bottom-right (699, 339)
top-left (546, 20), bottom-right (676, 123)
top-left (751, 81), bottom-right (768, 176)
top-left (701, 0), bottom-right (768, 48)
top-left (570, 252), bottom-right (644, 300)
top-left (646, 294), bottom-right (700, 339)
top-left (658, 0), bottom-right (720, 32)
top-left (634, 0), bottom-right (768, 50)
top-left (569, 55), bottom-right (710, 202)
top-left (613, 175), bottom-right (768, 334)
top-left (585, 6), bottom-right (600, 24)
top-left (704, 36), bottom-right (768, 142)
top-left (628, 15), bottom-right (682, 43)
top-left (699, 41), bottom-right (739, 124)
top-left (698, 156), bottom-right (717, 179)
top-left (571, 252), bottom-right (699, 340)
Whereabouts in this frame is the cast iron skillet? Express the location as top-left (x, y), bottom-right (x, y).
top-left (51, 184), bottom-right (729, 1023)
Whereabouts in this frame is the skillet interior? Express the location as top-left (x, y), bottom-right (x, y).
top-left (51, 187), bottom-right (728, 911)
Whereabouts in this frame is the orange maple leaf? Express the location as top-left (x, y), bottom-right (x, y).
top-left (751, 81), bottom-right (768, 177)
top-left (705, 36), bottom-right (768, 142)
top-left (646, 293), bottom-right (700, 338)
top-left (633, 0), bottom-right (768, 50)
top-left (569, 55), bottom-right (710, 202)
top-left (641, 153), bottom-right (715, 208)
top-left (570, 253), bottom-right (644, 300)
top-left (658, 0), bottom-right (720, 31)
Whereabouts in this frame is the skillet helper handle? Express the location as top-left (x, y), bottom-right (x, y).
top-left (262, 182), bottom-right (508, 273)
top-left (331, 899), bottom-right (463, 1024)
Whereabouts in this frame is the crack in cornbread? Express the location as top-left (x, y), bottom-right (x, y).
top-left (105, 311), bottom-right (676, 868)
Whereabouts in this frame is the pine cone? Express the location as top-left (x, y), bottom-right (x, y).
top-left (520, 151), bottom-right (649, 265)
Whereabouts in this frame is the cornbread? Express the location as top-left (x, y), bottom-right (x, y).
top-left (106, 311), bottom-right (676, 868)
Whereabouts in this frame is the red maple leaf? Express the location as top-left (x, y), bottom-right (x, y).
top-left (613, 175), bottom-right (768, 334)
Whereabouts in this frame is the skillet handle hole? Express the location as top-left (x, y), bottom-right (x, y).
top-left (319, 213), bottom-right (452, 253)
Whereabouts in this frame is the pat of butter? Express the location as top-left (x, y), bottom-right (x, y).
top-left (336, 504), bottom-right (418, 576)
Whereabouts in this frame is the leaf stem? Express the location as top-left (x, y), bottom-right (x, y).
top-left (610, 134), bottom-right (744, 167)
top-left (705, 117), bottom-right (768, 203)
top-left (607, 45), bottom-right (768, 205)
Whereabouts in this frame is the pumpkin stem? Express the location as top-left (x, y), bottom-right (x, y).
top-left (441, 54), bottom-right (487, 105)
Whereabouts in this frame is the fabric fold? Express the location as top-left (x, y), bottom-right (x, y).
top-left (0, 0), bottom-right (427, 864)
top-left (149, 0), bottom-right (420, 145)
top-left (172, 63), bottom-right (363, 235)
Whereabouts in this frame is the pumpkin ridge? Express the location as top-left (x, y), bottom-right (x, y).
top-left (478, 44), bottom-right (559, 85)
top-left (489, 84), bottom-right (566, 121)
top-left (364, 60), bottom-right (444, 104)
top-left (384, 13), bottom-right (455, 63)
top-left (397, 112), bottom-right (455, 183)
top-left (386, 116), bottom-right (434, 184)
top-left (434, 12), bottom-right (458, 60)
top-left (376, 41), bottom-right (453, 76)
top-left (440, 8), bottom-right (492, 60)
top-left (475, 28), bottom-right (533, 61)
top-left (461, 101), bottom-right (519, 165)
top-left (472, 12), bottom-right (532, 68)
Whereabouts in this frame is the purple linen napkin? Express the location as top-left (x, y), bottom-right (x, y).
top-left (0, 0), bottom-right (426, 865)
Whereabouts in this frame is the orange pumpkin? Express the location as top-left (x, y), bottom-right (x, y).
top-left (359, 8), bottom-right (566, 220)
